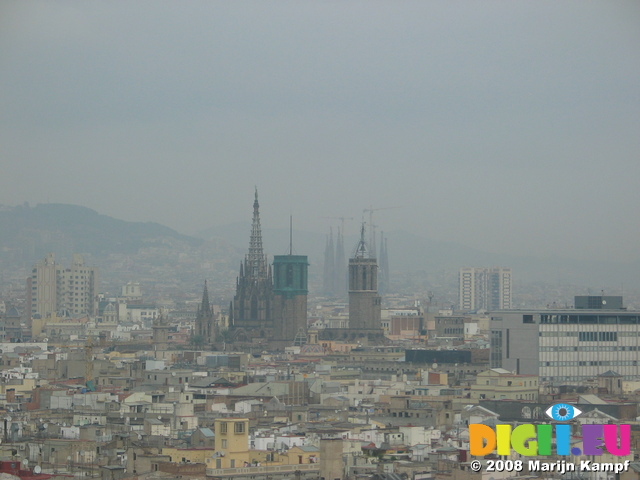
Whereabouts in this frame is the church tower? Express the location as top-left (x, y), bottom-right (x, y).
top-left (195, 280), bottom-right (215, 344)
top-left (273, 219), bottom-right (308, 344)
top-left (230, 189), bottom-right (274, 340)
top-left (153, 310), bottom-right (170, 351)
top-left (348, 224), bottom-right (382, 332)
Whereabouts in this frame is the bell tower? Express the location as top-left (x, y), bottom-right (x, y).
top-left (273, 217), bottom-right (308, 343)
top-left (348, 224), bottom-right (382, 331)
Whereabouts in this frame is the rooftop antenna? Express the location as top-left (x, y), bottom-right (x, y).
top-left (289, 215), bottom-right (293, 255)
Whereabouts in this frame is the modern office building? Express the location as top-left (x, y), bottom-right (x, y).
top-left (489, 296), bottom-right (640, 384)
top-left (459, 267), bottom-right (512, 311)
top-left (28, 253), bottom-right (99, 317)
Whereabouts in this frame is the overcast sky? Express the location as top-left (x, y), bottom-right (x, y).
top-left (1, 1), bottom-right (638, 262)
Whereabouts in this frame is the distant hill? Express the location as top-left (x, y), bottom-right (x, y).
top-left (1, 203), bottom-right (636, 304)
top-left (0, 203), bottom-right (202, 265)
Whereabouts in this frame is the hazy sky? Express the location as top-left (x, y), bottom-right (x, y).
top-left (1, 1), bottom-right (638, 262)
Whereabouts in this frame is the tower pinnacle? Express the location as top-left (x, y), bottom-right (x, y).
top-left (201, 280), bottom-right (210, 313)
top-left (354, 222), bottom-right (370, 259)
top-left (247, 188), bottom-right (267, 278)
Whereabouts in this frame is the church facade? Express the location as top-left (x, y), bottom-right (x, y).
top-left (229, 190), bottom-right (275, 342)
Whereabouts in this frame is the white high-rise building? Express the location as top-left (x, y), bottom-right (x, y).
top-left (490, 297), bottom-right (639, 384)
top-left (29, 253), bottom-right (99, 317)
top-left (459, 267), bottom-right (512, 311)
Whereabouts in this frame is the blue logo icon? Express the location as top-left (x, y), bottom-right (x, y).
top-left (545, 403), bottom-right (582, 421)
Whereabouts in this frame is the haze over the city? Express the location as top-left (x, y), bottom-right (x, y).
top-left (1, 1), bottom-right (639, 263)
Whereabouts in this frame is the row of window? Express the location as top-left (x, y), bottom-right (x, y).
top-left (579, 331), bottom-right (617, 342)
top-left (540, 314), bottom-right (640, 324)
top-left (442, 328), bottom-right (464, 334)
top-left (539, 331), bottom-right (639, 337)
top-left (542, 375), bottom-right (636, 382)
top-left (541, 360), bottom-right (638, 367)
top-left (540, 346), bottom-right (639, 352)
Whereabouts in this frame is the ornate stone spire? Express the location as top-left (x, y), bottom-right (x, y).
top-left (200, 280), bottom-right (211, 314)
top-left (335, 227), bottom-right (346, 295)
top-left (246, 188), bottom-right (268, 278)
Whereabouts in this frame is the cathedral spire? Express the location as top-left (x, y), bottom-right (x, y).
top-left (201, 280), bottom-right (211, 314)
top-left (323, 228), bottom-right (335, 296)
top-left (247, 188), bottom-right (267, 278)
top-left (335, 227), bottom-right (346, 296)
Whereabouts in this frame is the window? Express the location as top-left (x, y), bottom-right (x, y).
top-left (221, 439), bottom-right (227, 448)
top-left (220, 422), bottom-right (227, 434)
top-left (234, 422), bottom-right (245, 434)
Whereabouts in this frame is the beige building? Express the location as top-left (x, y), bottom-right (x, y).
top-left (207, 417), bottom-right (250, 470)
top-left (162, 447), bottom-right (213, 464)
top-left (470, 368), bottom-right (538, 402)
top-left (29, 253), bottom-right (99, 318)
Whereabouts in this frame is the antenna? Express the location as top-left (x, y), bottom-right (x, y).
top-left (289, 215), bottom-right (293, 255)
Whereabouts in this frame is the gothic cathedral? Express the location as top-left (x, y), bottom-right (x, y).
top-left (229, 189), bottom-right (275, 341)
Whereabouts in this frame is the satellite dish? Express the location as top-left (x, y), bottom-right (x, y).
top-left (34, 466), bottom-right (42, 474)
top-left (158, 415), bottom-right (162, 420)
top-left (22, 460), bottom-right (28, 467)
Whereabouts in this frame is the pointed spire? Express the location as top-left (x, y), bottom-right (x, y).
top-left (201, 280), bottom-right (211, 314)
top-left (335, 227), bottom-right (346, 295)
top-left (247, 188), bottom-right (267, 278)
top-left (323, 228), bottom-right (335, 296)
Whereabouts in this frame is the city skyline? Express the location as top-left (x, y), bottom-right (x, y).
top-left (1, 2), bottom-right (639, 264)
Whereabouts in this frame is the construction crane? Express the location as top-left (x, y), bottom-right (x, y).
top-left (320, 216), bottom-right (354, 236)
top-left (362, 206), bottom-right (401, 255)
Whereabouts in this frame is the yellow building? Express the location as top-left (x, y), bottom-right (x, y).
top-left (162, 447), bottom-right (213, 464)
top-left (470, 368), bottom-right (539, 402)
top-left (280, 445), bottom-right (319, 465)
top-left (205, 418), bottom-right (250, 469)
